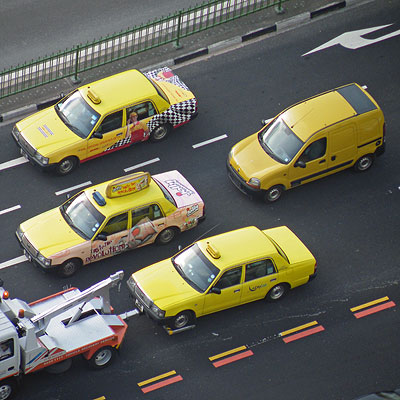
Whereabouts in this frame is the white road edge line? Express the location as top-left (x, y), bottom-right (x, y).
top-left (124, 157), bottom-right (160, 173)
top-left (0, 205), bottom-right (21, 215)
top-left (55, 181), bottom-right (92, 196)
top-left (0, 157), bottom-right (29, 171)
top-left (192, 134), bottom-right (228, 149)
top-left (0, 255), bottom-right (28, 270)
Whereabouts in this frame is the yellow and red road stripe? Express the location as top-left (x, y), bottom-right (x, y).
top-left (279, 320), bottom-right (325, 343)
top-left (137, 370), bottom-right (183, 394)
top-left (351, 296), bottom-right (396, 318)
top-left (209, 345), bottom-right (254, 368)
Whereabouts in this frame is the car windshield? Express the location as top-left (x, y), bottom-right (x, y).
top-left (172, 244), bottom-right (220, 293)
top-left (55, 91), bottom-right (100, 138)
top-left (60, 192), bottom-right (105, 240)
top-left (153, 178), bottom-right (177, 207)
top-left (258, 117), bottom-right (304, 164)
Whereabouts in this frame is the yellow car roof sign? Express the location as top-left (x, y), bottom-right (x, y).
top-left (105, 172), bottom-right (151, 198)
top-left (206, 241), bottom-right (221, 259)
top-left (87, 89), bottom-right (101, 104)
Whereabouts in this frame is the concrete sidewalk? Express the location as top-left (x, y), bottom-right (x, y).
top-left (0, 0), bottom-right (352, 122)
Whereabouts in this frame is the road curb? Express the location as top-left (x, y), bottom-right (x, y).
top-left (0, 1), bottom-right (349, 124)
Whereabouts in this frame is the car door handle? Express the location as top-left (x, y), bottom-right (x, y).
top-left (116, 132), bottom-right (123, 136)
top-left (319, 159), bottom-right (326, 164)
top-left (270, 278), bottom-right (276, 282)
top-left (331, 155), bottom-right (336, 161)
top-left (234, 289), bottom-right (240, 293)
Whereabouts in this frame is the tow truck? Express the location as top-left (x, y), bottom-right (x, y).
top-left (0, 270), bottom-right (135, 399)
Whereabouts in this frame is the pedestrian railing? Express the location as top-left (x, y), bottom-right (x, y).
top-left (0, 0), bottom-right (286, 99)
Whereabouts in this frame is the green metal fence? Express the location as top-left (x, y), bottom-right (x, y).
top-left (0, 0), bottom-right (286, 99)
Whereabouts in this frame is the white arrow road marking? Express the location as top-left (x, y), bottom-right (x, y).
top-left (0, 255), bottom-right (28, 270)
top-left (0, 157), bottom-right (29, 171)
top-left (303, 24), bottom-right (400, 56)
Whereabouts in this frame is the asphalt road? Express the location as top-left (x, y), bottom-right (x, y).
top-left (0, 1), bottom-right (399, 399)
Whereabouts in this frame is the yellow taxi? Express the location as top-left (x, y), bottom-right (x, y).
top-left (127, 225), bottom-right (316, 331)
top-left (11, 67), bottom-right (197, 175)
top-left (16, 170), bottom-right (205, 277)
top-left (227, 83), bottom-right (385, 202)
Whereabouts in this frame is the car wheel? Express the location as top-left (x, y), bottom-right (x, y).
top-left (58, 259), bottom-right (81, 278)
top-left (169, 311), bottom-right (195, 330)
top-left (56, 156), bottom-right (78, 175)
top-left (88, 346), bottom-right (115, 370)
top-left (354, 154), bottom-right (374, 172)
top-left (150, 123), bottom-right (171, 142)
top-left (0, 379), bottom-right (16, 400)
top-left (266, 283), bottom-right (288, 302)
top-left (46, 358), bottom-right (73, 374)
top-left (264, 185), bottom-right (283, 203)
top-left (156, 227), bottom-right (178, 245)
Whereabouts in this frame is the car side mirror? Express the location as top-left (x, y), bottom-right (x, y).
top-left (210, 287), bottom-right (221, 295)
top-left (95, 233), bottom-right (108, 241)
top-left (295, 160), bottom-right (306, 168)
top-left (92, 132), bottom-right (103, 139)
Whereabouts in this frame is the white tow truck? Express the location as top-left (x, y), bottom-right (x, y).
top-left (0, 271), bottom-right (133, 399)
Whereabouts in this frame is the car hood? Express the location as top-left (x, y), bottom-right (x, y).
top-left (230, 133), bottom-right (281, 181)
top-left (20, 208), bottom-right (85, 257)
top-left (134, 259), bottom-right (199, 308)
top-left (16, 107), bottom-right (80, 156)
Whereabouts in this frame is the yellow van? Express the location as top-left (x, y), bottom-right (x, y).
top-left (227, 83), bottom-right (385, 202)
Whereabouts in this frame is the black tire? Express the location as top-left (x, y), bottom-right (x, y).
top-left (88, 346), bottom-right (115, 370)
top-left (264, 185), bottom-right (283, 203)
top-left (169, 311), bottom-right (195, 330)
top-left (58, 259), bottom-right (81, 278)
top-left (0, 379), bottom-right (17, 400)
top-left (45, 358), bottom-right (72, 374)
top-left (354, 154), bottom-right (374, 172)
top-left (156, 227), bottom-right (178, 245)
top-left (149, 123), bottom-right (171, 142)
top-left (56, 156), bottom-right (78, 175)
top-left (266, 283), bottom-right (289, 302)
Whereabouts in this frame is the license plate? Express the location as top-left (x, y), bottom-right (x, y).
top-left (135, 300), bottom-right (144, 312)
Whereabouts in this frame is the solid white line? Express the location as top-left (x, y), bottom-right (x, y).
top-left (0, 205), bottom-right (21, 215)
top-left (0, 255), bottom-right (28, 270)
top-left (124, 157), bottom-right (160, 173)
top-left (192, 134), bottom-right (228, 149)
top-left (55, 181), bottom-right (92, 196)
top-left (0, 157), bottom-right (29, 171)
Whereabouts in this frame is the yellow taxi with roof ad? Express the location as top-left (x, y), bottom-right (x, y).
top-left (16, 170), bottom-right (205, 277)
top-left (11, 67), bottom-right (197, 175)
top-left (127, 225), bottom-right (316, 331)
top-left (227, 83), bottom-right (385, 202)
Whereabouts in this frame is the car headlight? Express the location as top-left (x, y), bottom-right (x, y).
top-left (127, 275), bottom-right (137, 290)
top-left (16, 226), bottom-right (24, 241)
top-left (34, 152), bottom-right (49, 165)
top-left (150, 303), bottom-right (165, 318)
top-left (12, 125), bottom-right (20, 138)
top-left (247, 177), bottom-right (261, 189)
top-left (37, 253), bottom-right (51, 267)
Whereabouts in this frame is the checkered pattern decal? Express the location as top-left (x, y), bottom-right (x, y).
top-left (104, 67), bottom-right (196, 153)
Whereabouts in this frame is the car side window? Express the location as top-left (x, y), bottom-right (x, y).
top-left (127, 102), bottom-right (156, 121)
top-left (131, 204), bottom-right (163, 226)
top-left (0, 339), bottom-right (14, 360)
top-left (299, 138), bottom-right (327, 163)
top-left (245, 259), bottom-right (275, 282)
top-left (100, 212), bottom-right (128, 235)
top-left (214, 266), bottom-right (242, 289)
top-left (95, 110), bottom-right (123, 134)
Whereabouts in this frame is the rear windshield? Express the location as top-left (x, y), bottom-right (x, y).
top-left (337, 84), bottom-right (377, 114)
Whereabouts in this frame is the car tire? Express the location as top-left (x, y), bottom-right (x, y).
top-left (0, 379), bottom-right (16, 400)
top-left (46, 358), bottom-right (73, 374)
top-left (264, 185), bottom-right (283, 203)
top-left (354, 154), bottom-right (374, 172)
top-left (88, 346), bottom-right (115, 370)
top-left (169, 311), bottom-right (195, 330)
top-left (266, 283), bottom-right (289, 302)
top-left (156, 227), bottom-right (179, 245)
top-left (149, 123), bottom-right (171, 142)
top-left (58, 259), bottom-right (81, 278)
top-left (56, 156), bottom-right (78, 175)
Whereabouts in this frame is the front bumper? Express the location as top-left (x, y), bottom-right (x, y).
top-left (226, 158), bottom-right (263, 199)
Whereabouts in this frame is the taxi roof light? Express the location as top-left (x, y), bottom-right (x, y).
top-left (87, 89), bottom-right (101, 104)
top-left (206, 242), bottom-right (220, 259)
top-left (105, 172), bottom-right (151, 198)
top-left (92, 191), bottom-right (106, 206)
